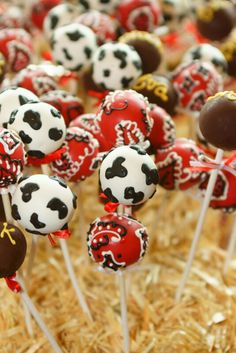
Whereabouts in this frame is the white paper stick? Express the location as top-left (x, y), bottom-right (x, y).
top-left (26, 234), bottom-right (39, 283)
top-left (175, 148), bottom-right (224, 303)
top-left (118, 271), bottom-right (130, 353)
top-left (224, 216), bottom-right (236, 274)
top-left (18, 269), bottom-right (33, 336)
top-left (59, 238), bottom-right (92, 320)
top-left (20, 291), bottom-right (63, 353)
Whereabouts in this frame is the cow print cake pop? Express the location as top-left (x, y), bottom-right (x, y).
top-left (7, 101), bottom-right (66, 159)
top-left (51, 22), bottom-right (97, 73)
top-left (0, 222), bottom-right (27, 278)
top-left (11, 174), bottom-right (77, 235)
top-left (92, 42), bottom-right (142, 91)
top-left (99, 145), bottom-right (159, 205)
top-left (87, 213), bottom-right (148, 271)
top-left (0, 87), bottom-right (39, 128)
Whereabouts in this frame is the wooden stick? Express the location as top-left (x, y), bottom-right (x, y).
top-left (59, 238), bottom-right (92, 320)
top-left (118, 270), bottom-right (130, 353)
top-left (175, 148), bottom-right (224, 303)
top-left (223, 216), bottom-right (236, 274)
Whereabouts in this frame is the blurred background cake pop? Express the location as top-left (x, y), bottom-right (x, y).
top-left (87, 213), bottom-right (148, 271)
top-left (30, 0), bottom-right (61, 31)
top-left (99, 145), bottom-right (159, 205)
top-left (92, 42), bottom-right (142, 91)
top-left (11, 174), bottom-right (77, 235)
top-left (78, 0), bottom-right (119, 15)
top-left (51, 22), bottom-right (97, 73)
top-left (221, 37), bottom-right (236, 77)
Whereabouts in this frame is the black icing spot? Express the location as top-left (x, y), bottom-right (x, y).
top-left (30, 213), bottom-right (46, 229)
top-left (98, 49), bottom-right (106, 61)
top-left (19, 130), bottom-right (32, 144)
top-left (103, 69), bottom-right (110, 77)
top-left (50, 108), bottom-right (61, 118)
top-left (191, 47), bottom-right (201, 60)
top-left (72, 194), bottom-right (77, 209)
top-left (84, 47), bottom-right (92, 59)
top-left (50, 175), bottom-right (67, 188)
top-left (50, 14), bottom-right (59, 30)
top-left (124, 186), bottom-right (144, 204)
top-left (23, 110), bottom-right (42, 130)
top-left (66, 30), bottom-right (84, 41)
top-left (8, 109), bottom-right (18, 124)
top-left (63, 48), bottom-right (73, 61)
top-left (130, 145), bottom-right (146, 155)
top-left (141, 163), bottom-right (159, 185)
top-left (48, 128), bottom-right (63, 141)
top-left (103, 188), bottom-right (119, 203)
top-left (47, 198), bottom-right (68, 219)
top-left (133, 61), bottom-right (142, 70)
top-left (11, 204), bottom-right (21, 220)
top-left (105, 157), bottom-right (127, 179)
top-left (27, 150), bottom-right (45, 159)
top-left (19, 95), bottom-right (32, 105)
top-left (20, 182), bottom-right (40, 202)
top-left (114, 50), bottom-right (127, 69)
top-left (121, 77), bottom-right (133, 88)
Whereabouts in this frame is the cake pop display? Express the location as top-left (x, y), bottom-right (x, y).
top-left (87, 212), bottom-right (148, 270)
top-left (0, 86), bottom-right (39, 128)
top-left (50, 126), bottom-right (99, 182)
top-left (40, 90), bottom-right (84, 127)
top-left (148, 104), bottom-right (175, 152)
top-left (92, 42), bottom-right (142, 91)
top-left (99, 145), bottom-right (159, 206)
top-left (69, 113), bottom-right (107, 151)
top-left (0, 28), bottom-right (32, 72)
top-left (7, 101), bottom-right (66, 160)
top-left (95, 89), bottom-right (152, 151)
top-left (76, 10), bottom-right (117, 45)
top-left (30, 0), bottom-right (61, 30)
top-left (132, 74), bottom-right (178, 115)
top-left (51, 22), bottom-right (97, 73)
top-left (117, 0), bottom-right (160, 32)
top-left (13, 66), bottom-right (58, 96)
top-left (195, 1), bottom-right (235, 42)
top-left (182, 43), bottom-right (228, 74)
top-left (172, 61), bottom-right (222, 113)
top-left (43, 3), bottom-right (80, 40)
top-left (78, 0), bottom-right (119, 15)
top-left (155, 138), bottom-right (203, 191)
top-left (119, 30), bottom-right (163, 74)
top-left (176, 91), bottom-right (236, 302)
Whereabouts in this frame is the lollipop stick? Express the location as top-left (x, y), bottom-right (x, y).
top-left (18, 269), bottom-right (33, 336)
top-left (118, 271), bottom-right (130, 353)
top-left (20, 290), bottom-right (63, 353)
top-left (223, 216), bottom-right (236, 274)
top-left (175, 148), bottom-right (224, 303)
top-left (26, 235), bottom-right (39, 284)
top-left (59, 238), bottom-right (92, 320)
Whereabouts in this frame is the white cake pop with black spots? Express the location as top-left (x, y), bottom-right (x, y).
top-left (7, 101), bottom-right (66, 159)
top-left (11, 174), bottom-right (77, 235)
top-left (92, 42), bottom-right (143, 90)
top-left (182, 44), bottom-right (227, 74)
top-left (51, 22), bottom-right (97, 73)
top-left (0, 87), bottom-right (39, 128)
top-left (99, 145), bottom-right (159, 205)
top-left (43, 3), bottom-right (80, 40)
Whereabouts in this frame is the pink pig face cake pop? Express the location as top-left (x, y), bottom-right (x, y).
top-left (87, 213), bottom-right (148, 271)
top-left (7, 101), bottom-right (66, 159)
top-left (99, 145), bottom-right (159, 205)
top-left (11, 174), bottom-right (77, 235)
top-left (50, 127), bottom-right (99, 182)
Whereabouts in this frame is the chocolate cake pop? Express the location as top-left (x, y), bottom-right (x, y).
top-left (87, 213), bottom-right (148, 271)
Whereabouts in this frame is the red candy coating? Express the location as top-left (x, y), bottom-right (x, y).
top-left (0, 128), bottom-right (26, 189)
top-left (155, 138), bottom-right (203, 190)
top-left (96, 90), bottom-right (152, 151)
top-left (148, 104), bottom-right (175, 150)
top-left (87, 213), bottom-right (148, 271)
top-left (0, 28), bottom-right (32, 72)
top-left (172, 61), bottom-right (222, 112)
top-left (50, 127), bottom-right (99, 182)
top-left (40, 90), bottom-right (84, 127)
top-left (118, 0), bottom-right (160, 32)
top-left (30, 0), bottom-right (61, 30)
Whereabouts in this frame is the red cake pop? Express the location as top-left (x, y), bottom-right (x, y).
top-left (30, 0), bottom-right (61, 30)
top-left (13, 66), bottom-right (58, 96)
top-left (40, 90), bottom-right (84, 127)
top-left (96, 89), bottom-right (152, 151)
top-left (87, 213), bottom-right (148, 271)
top-left (0, 28), bottom-right (32, 72)
top-left (172, 61), bottom-right (222, 112)
top-left (50, 126), bottom-right (99, 182)
top-left (155, 138), bottom-right (204, 191)
top-left (118, 0), bottom-right (160, 32)
top-left (0, 127), bottom-right (26, 191)
top-left (148, 104), bottom-right (175, 151)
